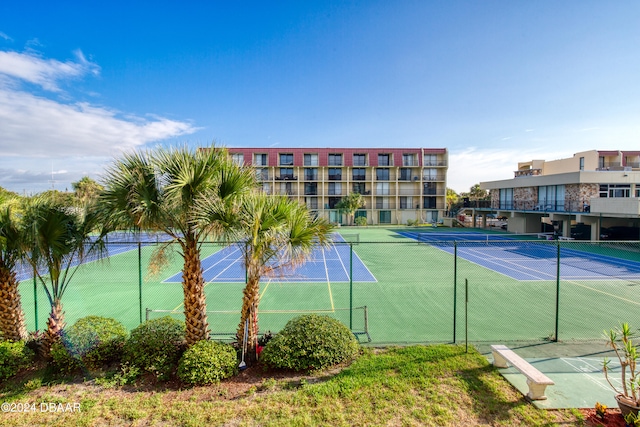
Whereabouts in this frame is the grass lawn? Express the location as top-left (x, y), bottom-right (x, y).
top-left (0, 344), bottom-right (585, 426)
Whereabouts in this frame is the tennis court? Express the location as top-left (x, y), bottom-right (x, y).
top-left (17, 227), bottom-right (640, 345)
top-left (397, 230), bottom-right (640, 281)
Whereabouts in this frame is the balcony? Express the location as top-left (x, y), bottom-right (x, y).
top-left (275, 175), bottom-right (298, 181)
top-left (514, 169), bottom-right (542, 178)
top-left (328, 174), bottom-right (343, 181)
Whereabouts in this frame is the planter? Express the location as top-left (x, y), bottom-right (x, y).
top-left (615, 394), bottom-right (640, 419)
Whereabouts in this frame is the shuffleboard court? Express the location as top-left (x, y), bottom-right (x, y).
top-left (163, 238), bottom-right (377, 284)
top-left (397, 230), bottom-right (640, 281)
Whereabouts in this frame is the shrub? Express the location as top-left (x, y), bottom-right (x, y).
top-left (354, 216), bottom-right (367, 226)
top-left (51, 316), bottom-right (128, 371)
top-left (0, 340), bottom-right (34, 380)
top-left (261, 314), bottom-right (359, 371)
top-left (123, 316), bottom-right (186, 381)
top-left (177, 340), bottom-right (237, 385)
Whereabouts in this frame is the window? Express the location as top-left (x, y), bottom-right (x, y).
top-left (304, 168), bottom-right (317, 181)
top-left (255, 168), bottom-right (268, 181)
top-left (280, 182), bottom-right (293, 195)
top-left (378, 154), bottom-right (390, 166)
top-left (376, 168), bottom-right (389, 180)
top-left (423, 197), bottom-right (437, 209)
top-left (304, 154), bottom-right (318, 166)
top-left (328, 153), bottom-right (343, 166)
top-left (352, 168), bottom-right (366, 180)
top-left (279, 153), bottom-right (294, 166)
top-left (262, 183), bottom-right (271, 194)
top-left (423, 182), bottom-right (436, 195)
top-left (328, 168), bottom-right (342, 180)
top-left (305, 198), bottom-right (318, 210)
top-left (402, 154), bottom-right (415, 166)
top-left (399, 196), bottom-right (413, 209)
top-left (376, 182), bottom-right (389, 195)
top-left (579, 157), bottom-right (585, 171)
top-left (538, 185), bottom-right (565, 210)
top-left (231, 153), bottom-right (244, 165)
top-left (600, 184), bottom-right (631, 198)
top-left (379, 210), bottom-right (391, 224)
top-left (353, 182), bottom-right (366, 194)
top-left (304, 183), bottom-right (317, 195)
top-left (423, 169), bottom-right (437, 180)
top-left (353, 154), bottom-right (366, 166)
top-left (279, 168), bottom-right (294, 179)
top-left (328, 197), bottom-right (341, 209)
top-left (499, 188), bottom-right (513, 210)
top-left (328, 182), bottom-right (342, 195)
top-left (376, 197), bottom-right (390, 209)
top-left (423, 154), bottom-right (437, 166)
top-left (254, 153), bottom-right (268, 166)
top-left (399, 168), bottom-right (412, 181)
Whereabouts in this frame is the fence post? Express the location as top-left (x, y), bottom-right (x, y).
top-left (453, 241), bottom-right (457, 343)
top-left (138, 242), bottom-right (143, 324)
top-left (465, 278), bottom-right (468, 353)
top-left (349, 242), bottom-right (353, 330)
top-left (33, 265), bottom-right (38, 331)
top-left (554, 239), bottom-right (560, 342)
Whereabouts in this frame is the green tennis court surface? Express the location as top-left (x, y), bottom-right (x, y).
top-left (18, 227), bottom-right (640, 346)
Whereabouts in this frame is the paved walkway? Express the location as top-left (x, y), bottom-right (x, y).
top-left (475, 340), bottom-right (619, 409)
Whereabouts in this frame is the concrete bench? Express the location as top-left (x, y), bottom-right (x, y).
top-left (490, 344), bottom-right (554, 400)
top-left (537, 233), bottom-right (553, 239)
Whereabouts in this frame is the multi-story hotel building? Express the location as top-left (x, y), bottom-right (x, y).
top-left (479, 149), bottom-right (640, 239)
top-left (227, 147), bottom-right (448, 225)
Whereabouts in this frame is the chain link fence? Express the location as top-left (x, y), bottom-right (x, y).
top-left (18, 238), bottom-right (640, 345)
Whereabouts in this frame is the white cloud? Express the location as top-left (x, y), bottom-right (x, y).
top-left (0, 49), bottom-right (99, 92)
top-left (0, 32), bottom-right (12, 41)
top-left (0, 49), bottom-right (199, 193)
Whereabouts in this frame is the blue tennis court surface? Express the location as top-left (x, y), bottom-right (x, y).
top-left (164, 239), bottom-right (377, 283)
top-left (397, 231), bottom-right (640, 281)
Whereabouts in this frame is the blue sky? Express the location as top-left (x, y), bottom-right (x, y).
top-left (1, 1), bottom-right (639, 194)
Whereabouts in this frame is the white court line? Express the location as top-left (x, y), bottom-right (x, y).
top-left (322, 245), bottom-right (335, 311)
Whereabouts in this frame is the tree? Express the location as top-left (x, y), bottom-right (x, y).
top-left (72, 176), bottom-right (104, 205)
top-left (468, 183), bottom-right (489, 201)
top-left (446, 188), bottom-right (459, 212)
top-left (199, 193), bottom-right (334, 365)
top-left (335, 192), bottom-right (365, 225)
top-left (0, 204), bottom-right (28, 341)
top-left (98, 145), bottom-right (257, 346)
top-left (22, 198), bottom-right (107, 356)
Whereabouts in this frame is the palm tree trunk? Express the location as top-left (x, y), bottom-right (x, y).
top-left (0, 267), bottom-right (27, 341)
top-left (182, 241), bottom-right (209, 346)
top-left (43, 298), bottom-right (65, 358)
top-left (237, 270), bottom-right (260, 365)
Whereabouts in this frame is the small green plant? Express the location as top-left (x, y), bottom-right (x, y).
top-left (51, 316), bottom-right (128, 372)
top-left (0, 340), bottom-right (34, 380)
top-left (260, 314), bottom-right (359, 371)
top-left (94, 364), bottom-right (141, 388)
top-left (177, 340), bottom-right (237, 385)
top-left (354, 216), bottom-right (367, 226)
top-left (603, 323), bottom-right (639, 408)
top-left (123, 316), bottom-right (186, 381)
top-left (625, 411), bottom-right (640, 427)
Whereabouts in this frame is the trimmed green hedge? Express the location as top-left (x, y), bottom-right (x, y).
top-left (0, 340), bottom-right (34, 380)
top-left (178, 340), bottom-right (237, 385)
top-left (261, 314), bottom-right (359, 371)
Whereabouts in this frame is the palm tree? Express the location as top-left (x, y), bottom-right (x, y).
top-left (22, 198), bottom-right (107, 356)
top-left (98, 145), bottom-right (257, 346)
top-left (0, 204), bottom-right (28, 341)
top-left (335, 192), bottom-right (365, 225)
top-left (201, 193), bottom-right (334, 365)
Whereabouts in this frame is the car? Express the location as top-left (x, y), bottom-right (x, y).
top-left (600, 226), bottom-right (640, 241)
top-left (570, 223), bottom-right (591, 240)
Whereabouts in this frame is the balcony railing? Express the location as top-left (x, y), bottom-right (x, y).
top-left (275, 175), bottom-right (297, 180)
top-left (514, 169), bottom-right (542, 177)
top-left (328, 174), bottom-right (343, 180)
